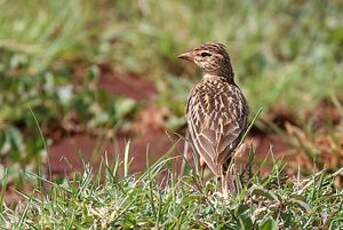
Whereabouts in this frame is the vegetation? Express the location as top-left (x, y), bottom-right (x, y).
top-left (0, 0), bottom-right (342, 228)
top-left (1, 1), bottom-right (342, 175)
top-left (1, 153), bottom-right (343, 229)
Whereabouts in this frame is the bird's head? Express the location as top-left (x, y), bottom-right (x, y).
top-left (178, 42), bottom-right (233, 80)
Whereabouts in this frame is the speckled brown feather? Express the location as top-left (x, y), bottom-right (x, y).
top-left (180, 42), bottom-right (249, 176)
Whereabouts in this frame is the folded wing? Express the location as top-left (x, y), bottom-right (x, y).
top-left (187, 80), bottom-right (248, 176)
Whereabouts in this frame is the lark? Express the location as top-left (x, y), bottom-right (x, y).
top-left (178, 42), bottom-right (249, 177)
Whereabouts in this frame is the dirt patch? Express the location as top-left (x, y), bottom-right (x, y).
top-left (98, 67), bottom-right (157, 100)
top-left (47, 131), bottom-right (182, 178)
top-left (47, 131), bottom-right (292, 178)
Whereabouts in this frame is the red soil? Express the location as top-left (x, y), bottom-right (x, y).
top-left (98, 67), bottom-right (157, 100)
top-left (47, 132), bottom-right (181, 178)
top-left (47, 132), bottom-right (291, 179)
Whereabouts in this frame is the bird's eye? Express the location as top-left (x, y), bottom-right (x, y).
top-left (200, 52), bottom-right (211, 57)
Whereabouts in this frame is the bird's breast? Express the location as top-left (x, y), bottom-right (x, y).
top-left (187, 78), bottom-right (246, 127)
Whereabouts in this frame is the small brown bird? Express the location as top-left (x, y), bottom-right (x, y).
top-left (178, 42), bottom-right (249, 177)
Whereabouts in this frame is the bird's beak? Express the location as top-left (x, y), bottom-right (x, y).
top-left (177, 51), bottom-right (194, 62)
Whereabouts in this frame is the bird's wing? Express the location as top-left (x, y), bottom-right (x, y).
top-left (187, 81), bottom-right (248, 175)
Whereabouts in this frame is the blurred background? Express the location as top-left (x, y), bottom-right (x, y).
top-left (0, 0), bottom-right (342, 193)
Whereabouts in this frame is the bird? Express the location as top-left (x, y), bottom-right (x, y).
top-left (178, 42), bottom-right (249, 177)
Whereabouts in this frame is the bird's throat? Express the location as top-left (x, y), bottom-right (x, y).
top-left (202, 73), bottom-right (234, 83)
top-left (203, 73), bottom-right (220, 80)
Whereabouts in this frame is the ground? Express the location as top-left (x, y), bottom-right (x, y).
top-left (0, 1), bottom-right (343, 227)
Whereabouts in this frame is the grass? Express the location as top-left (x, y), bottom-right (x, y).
top-left (1, 147), bottom-right (343, 229)
top-left (0, 0), bottom-right (342, 178)
top-left (0, 1), bottom-right (343, 227)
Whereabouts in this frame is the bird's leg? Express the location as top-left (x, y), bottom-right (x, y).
top-left (200, 159), bottom-right (206, 180)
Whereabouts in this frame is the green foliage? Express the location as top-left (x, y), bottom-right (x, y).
top-left (98, 0), bottom-right (343, 118)
top-left (0, 1), bottom-right (138, 179)
top-left (1, 155), bottom-right (343, 229)
top-left (0, 54), bottom-right (135, 178)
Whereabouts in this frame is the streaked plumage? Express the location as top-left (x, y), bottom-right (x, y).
top-left (178, 42), bottom-right (249, 176)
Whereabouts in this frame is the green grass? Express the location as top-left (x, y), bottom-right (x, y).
top-left (103, 0), bottom-right (343, 117)
top-left (0, 0), bottom-right (343, 214)
top-left (1, 151), bottom-right (343, 229)
top-left (1, 1), bottom-right (342, 228)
